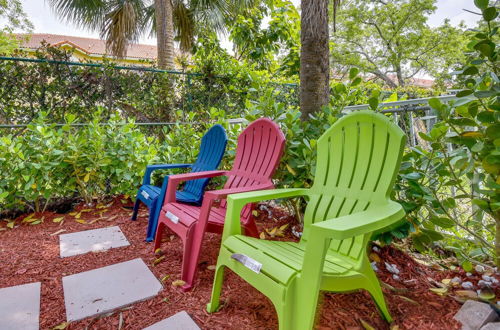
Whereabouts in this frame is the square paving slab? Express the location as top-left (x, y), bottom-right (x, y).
top-left (63, 258), bottom-right (162, 321)
top-left (59, 226), bottom-right (129, 257)
top-left (143, 311), bottom-right (200, 330)
top-left (0, 282), bottom-right (41, 330)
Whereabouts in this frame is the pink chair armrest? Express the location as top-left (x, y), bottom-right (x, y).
top-left (164, 170), bottom-right (227, 204)
top-left (204, 183), bottom-right (274, 200)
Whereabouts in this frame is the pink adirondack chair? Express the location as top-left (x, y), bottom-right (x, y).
top-left (154, 118), bottom-right (286, 291)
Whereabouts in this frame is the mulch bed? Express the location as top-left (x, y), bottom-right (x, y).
top-left (0, 196), bottom-right (494, 329)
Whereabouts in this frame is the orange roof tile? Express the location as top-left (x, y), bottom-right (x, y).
top-left (15, 33), bottom-right (158, 60)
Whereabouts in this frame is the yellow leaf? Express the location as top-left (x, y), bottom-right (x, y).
top-left (83, 173), bottom-right (90, 183)
top-left (52, 217), bottom-right (64, 223)
top-left (429, 287), bottom-right (448, 295)
top-left (172, 280), bottom-right (186, 287)
top-left (25, 217), bottom-right (39, 223)
top-left (360, 319), bottom-right (375, 330)
top-left (286, 164), bottom-right (297, 176)
top-left (461, 131), bottom-right (482, 138)
top-left (369, 253), bottom-right (381, 263)
top-left (441, 278), bottom-right (451, 286)
top-left (7, 221), bottom-right (15, 229)
top-left (252, 210), bottom-right (259, 217)
top-left (52, 322), bottom-right (68, 330)
top-left (207, 265), bottom-right (216, 270)
top-left (81, 209), bottom-right (92, 212)
top-left (30, 220), bottom-right (42, 225)
top-left (22, 213), bottom-right (35, 222)
top-left (75, 219), bottom-right (86, 224)
top-left (31, 183), bottom-right (37, 189)
top-left (161, 275), bottom-right (170, 282)
top-left (153, 256), bottom-right (165, 266)
top-left (259, 232), bottom-right (266, 239)
top-left (154, 248), bottom-right (163, 256)
top-left (74, 212), bottom-right (81, 219)
top-left (68, 212), bottom-right (77, 216)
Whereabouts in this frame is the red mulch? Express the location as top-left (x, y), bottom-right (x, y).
top-left (0, 196), bottom-right (493, 330)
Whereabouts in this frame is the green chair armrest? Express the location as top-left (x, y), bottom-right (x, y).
top-left (221, 188), bottom-right (310, 240)
top-left (310, 201), bottom-right (405, 240)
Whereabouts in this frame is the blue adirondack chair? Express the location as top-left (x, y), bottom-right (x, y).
top-left (131, 124), bottom-right (227, 241)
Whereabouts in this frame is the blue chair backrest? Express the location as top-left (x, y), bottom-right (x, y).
top-left (183, 124), bottom-right (228, 201)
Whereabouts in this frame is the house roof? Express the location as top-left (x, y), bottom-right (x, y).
top-left (16, 33), bottom-right (158, 60)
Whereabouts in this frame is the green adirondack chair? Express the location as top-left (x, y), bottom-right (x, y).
top-left (207, 111), bottom-right (406, 329)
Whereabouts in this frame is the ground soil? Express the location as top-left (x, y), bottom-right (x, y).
top-left (0, 196), bottom-right (495, 330)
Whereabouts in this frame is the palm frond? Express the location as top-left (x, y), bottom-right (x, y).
top-left (172, 0), bottom-right (194, 51)
top-left (101, 0), bottom-right (145, 58)
top-left (47, 0), bottom-right (107, 30)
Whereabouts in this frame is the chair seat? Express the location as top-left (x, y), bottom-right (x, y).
top-left (162, 202), bottom-right (228, 228)
top-left (223, 235), bottom-right (356, 285)
top-left (138, 185), bottom-right (201, 206)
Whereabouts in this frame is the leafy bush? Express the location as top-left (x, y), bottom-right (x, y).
top-left (385, 0), bottom-right (500, 267)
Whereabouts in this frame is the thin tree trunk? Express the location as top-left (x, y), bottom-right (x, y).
top-left (155, 0), bottom-right (175, 69)
top-left (300, 0), bottom-right (330, 121)
top-left (496, 214), bottom-right (500, 267)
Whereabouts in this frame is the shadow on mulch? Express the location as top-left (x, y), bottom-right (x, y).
top-left (0, 196), bottom-right (470, 329)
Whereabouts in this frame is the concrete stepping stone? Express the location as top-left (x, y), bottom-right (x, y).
top-left (454, 300), bottom-right (499, 330)
top-left (59, 226), bottom-right (129, 257)
top-left (143, 311), bottom-right (200, 330)
top-left (63, 258), bottom-right (162, 321)
top-left (0, 282), bottom-right (41, 330)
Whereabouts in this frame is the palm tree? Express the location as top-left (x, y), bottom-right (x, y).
top-left (299, 0), bottom-right (340, 120)
top-left (49, 0), bottom-right (254, 69)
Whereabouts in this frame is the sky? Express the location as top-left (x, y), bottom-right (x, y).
top-left (17, 0), bottom-right (481, 47)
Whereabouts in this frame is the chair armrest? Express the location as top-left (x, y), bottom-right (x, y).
top-left (164, 170), bottom-right (227, 204)
top-left (204, 183), bottom-right (275, 201)
top-left (143, 163), bottom-right (192, 185)
top-left (221, 188), bottom-right (310, 240)
top-left (310, 201), bottom-right (405, 240)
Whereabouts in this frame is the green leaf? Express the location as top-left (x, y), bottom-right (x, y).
top-left (349, 67), bottom-right (359, 79)
top-left (351, 77), bottom-right (362, 86)
top-left (477, 111), bottom-right (495, 123)
top-left (483, 7), bottom-right (498, 21)
top-left (474, 0), bottom-right (488, 10)
top-left (474, 90), bottom-right (497, 98)
top-left (462, 260), bottom-right (473, 272)
top-left (418, 132), bottom-right (433, 142)
top-left (428, 98), bottom-right (442, 110)
top-left (455, 90), bottom-right (473, 97)
top-left (368, 97), bottom-right (379, 110)
top-left (463, 66), bottom-right (479, 75)
top-left (429, 217), bottom-right (455, 229)
top-left (486, 124), bottom-right (500, 139)
top-left (449, 118), bottom-right (477, 126)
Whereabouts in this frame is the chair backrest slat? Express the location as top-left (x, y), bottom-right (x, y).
top-left (301, 111), bottom-right (406, 260)
top-left (183, 125), bottom-right (227, 200)
top-left (219, 118), bottom-right (286, 217)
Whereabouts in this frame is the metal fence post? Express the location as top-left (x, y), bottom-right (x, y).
top-left (187, 74), bottom-right (193, 112)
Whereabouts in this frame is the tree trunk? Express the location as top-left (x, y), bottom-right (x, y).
top-left (155, 0), bottom-right (175, 69)
top-left (496, 213), bottom-right (500, 267)
top-left (299, 0), bottom-right (330, 121)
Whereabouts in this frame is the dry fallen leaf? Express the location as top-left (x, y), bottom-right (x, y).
top-left (172, 280), bottom-right (186, 287)
top-left (153, 256), bottom-right (165, 266)
top-left (52, 217), bottom-right (64, 223)
top-left (259, 232), bottom-right (266, 239)
top-left (75, 219), bottom-right (86, 224)
top-left (161, 275), bottom-right (170, 282)
top-left (52, 322), bottom-right (68, 330)
top-left (429, 287), bottom-right (448, 296)
top-left (6, 221), bottom-right (15, 229)
top-left (50, 229), bottom-right (66, 236)
top-left (207, 265), bottom-right (216, 270)
top-left (369, 252), bottom-right (381, 263)
top-left (360, 319), bottom-right (375, 330)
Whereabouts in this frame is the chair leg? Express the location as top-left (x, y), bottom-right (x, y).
top-left (131, 195), bottom-right (141, 220)
top-left (207, 263), bottom-right (226, 313)
top-left (145, 199), bottom-right (158, 242)
top-left (153, 219), bottom-right (166, 252)
top-left (180, 226), bottom-right (197, 291)
top-left (243, 218), bottom-right (259, 238)
top-left (364, 275), bottom-right (392, 323)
